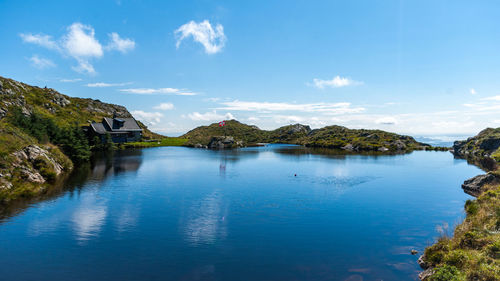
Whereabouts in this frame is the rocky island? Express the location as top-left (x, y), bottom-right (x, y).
top-left (182, 120), bottom-right (434, 152)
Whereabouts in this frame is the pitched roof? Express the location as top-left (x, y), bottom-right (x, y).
top-left (103, 117), bottom-right (142, 132)
top-left (90, 122), bottom-right (107, 134)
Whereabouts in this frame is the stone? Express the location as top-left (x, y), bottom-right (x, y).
top-left (462, 173), bottom-right (500, 197)
top-left (394, 140), bottom-right (407, 150)
top-left (418, 268), bottom-right (434, 280)
top-left (378, 146), bottom-right (389, 152)
top-left (20, 167), bottom-right (45, 183)
top-left (417, 255), bottom-right (429, 269)
top-left (208, 136), bottom-right (237, 149)
top-left (342, 143), bottom-right (354, 151)
top-left (411, 249), bottom-right (418, 255)
top-left (0, 179), bottom-right (13, 190)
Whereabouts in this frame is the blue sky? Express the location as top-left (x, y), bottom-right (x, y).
top-left (1, 0), bottom-right (500, 137)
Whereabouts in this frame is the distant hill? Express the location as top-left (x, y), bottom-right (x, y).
top-left (182, 120), bottom-right (430, 152)
top-left (0, 76), bottom-right (160, 203)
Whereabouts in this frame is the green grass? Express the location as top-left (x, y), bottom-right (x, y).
top-left (422, 180), bottom-right (500, 280)
top-left (120, 137), bottom-right (188, 148)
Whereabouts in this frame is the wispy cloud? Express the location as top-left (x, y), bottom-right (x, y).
top-left (20, 22), bottom-right (135, 74)
top-left (376, 116), bottom-right (398, 125)
top-left (20, 33), bottom-right (60, 50)
top-left (311, 75), bottom-right (361, 89)
top-left (175, 20), bottom-right (226, 54)
top-left (131, 110), bottom-right (163, 126)
top-left (60, 78), bottom-right (82, 82)
top-left (186, 110), bottom-right (234, 121)
top-left (216, 100), bottom-right (365, 115)
top-left (153, 103), bottom-right (175, 110)
top-left (482, 95), bottom-right (500, 101)
top-left (105, 32), bottom-right (135, 53)
top-left (29, 55), bottom-right (55, 69)
top-left (120, 87), bottom-right (196, 96)
top-left (86, 82), bottom-right (132, 87)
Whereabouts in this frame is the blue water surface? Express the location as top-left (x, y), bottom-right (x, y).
top-left (0, 145), bottom-right (482, 281)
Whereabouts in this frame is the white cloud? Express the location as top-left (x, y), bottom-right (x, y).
top-left (187, 110), bottom-right (234, 121)
top-left (20, 22), bottom-right (134, 74)
top-left (29, 55), bottom-right (55, 69)
top-left (105, 32), bottom-right (135, 53)
top-left (120, 87), bottom-right (196, 96)
top-left (154, 103), bottom-right (175, 110)
top-left (131, 110), bottom-right (163, 126)
top-left (62, 23), bottom-right (103, 59)
top-left (376, 116), bottom-right (398, 125)
top-left (217, 100), bottom-right (365, 115)
top-left (470, 88), bottom-right (477, 95)
top-left (311, 76), bottom-right (361, 89)
top-left (175, 20), bottom-right (226, 54)
top-left (20, 33), bottom-right (60, 50)
top-left (482, 95), bottom-right (500, 101)
top-left (60, 78), bottom-right (82, 82)
top-left (86, 82), bottom-right (132, 87)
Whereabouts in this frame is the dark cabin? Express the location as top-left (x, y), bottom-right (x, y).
top-left (88, 115), bottom-right (143, 143)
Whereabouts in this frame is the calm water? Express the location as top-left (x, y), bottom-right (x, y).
top-left (0, 145), bottom-right (481, 281)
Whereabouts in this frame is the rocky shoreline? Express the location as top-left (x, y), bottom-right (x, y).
top-left (417, 128), bottom-right (500, 280)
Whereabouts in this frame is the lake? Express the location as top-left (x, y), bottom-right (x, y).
top-left (0, 145), bottom-right (482, 281)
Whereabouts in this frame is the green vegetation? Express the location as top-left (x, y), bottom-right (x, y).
top-left (120, 137), bottom-right (188, 148)
top-left (422, 127), bottom-right (500, 280)
top-left (182, 120), bottom-right (431, 152)
top-left (9, 108), bottom-right (91, 162)
top-left (422, 182), bottom-right (500, 280)
top-left (0, 75), bottom-right (165, 203)
top-left (453, 128), bottom-right (500, 169)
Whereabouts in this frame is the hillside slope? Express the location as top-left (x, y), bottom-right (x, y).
top-left (420, 129), bottom-right (500, 280)
top-left (182, 120), bottom-right (430, 152)
top-left (0, 76), bottom-right (158, 203)
top-left (453, 128), bottom-right (500, 170)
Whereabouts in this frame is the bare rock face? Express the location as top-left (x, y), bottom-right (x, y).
top-left (462, 173), bottom-right (500, 197)
top-left (23, 145), bottom-right (64, 175)
top-left (418, 268), bottom-right (434, 280)
top-left (208, 136), bottom-right (239, 149)
top-left (19, 167), bottom-right (45, 183)
top-left (11, 145), bottom-right (67, 185)
top-left (50, 91), bottom-right (71, 107)
top-left (287, 124), bottom-right (311, 135)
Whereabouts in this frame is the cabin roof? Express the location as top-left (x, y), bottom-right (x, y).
top-left (90, 122), bottom-right (107, 134)
top-left (103, 117), bottom-right (142, 132)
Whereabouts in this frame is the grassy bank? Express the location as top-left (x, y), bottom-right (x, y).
top-left (422, 176), bottom-right (500, 280)
top-left (119, 137), bottom-right (188, 149)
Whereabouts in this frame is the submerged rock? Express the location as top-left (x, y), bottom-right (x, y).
top-left (462, 173), bottom-right (500, 197)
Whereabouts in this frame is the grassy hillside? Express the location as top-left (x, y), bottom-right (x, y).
top-left (0, 76), bottom-right (162, 203)
top-left (420, 129), bottom-right (500, 280)
top-left (182, 120), bottom-right (430, 152)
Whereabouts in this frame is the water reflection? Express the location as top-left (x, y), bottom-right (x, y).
top-left (71, 192), bottom-right (108, 242)
top-left (182, 191), bottom-right (228, 245)
top-left (0, 149), bottom-right (143, 223)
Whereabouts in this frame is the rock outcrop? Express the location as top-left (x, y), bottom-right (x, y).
top-left (207, 136), bottom-right (243, 149)
top-left (462, 173), bottom-right (500, 197)
top-left (453, 128), bottom-right (500, 170)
